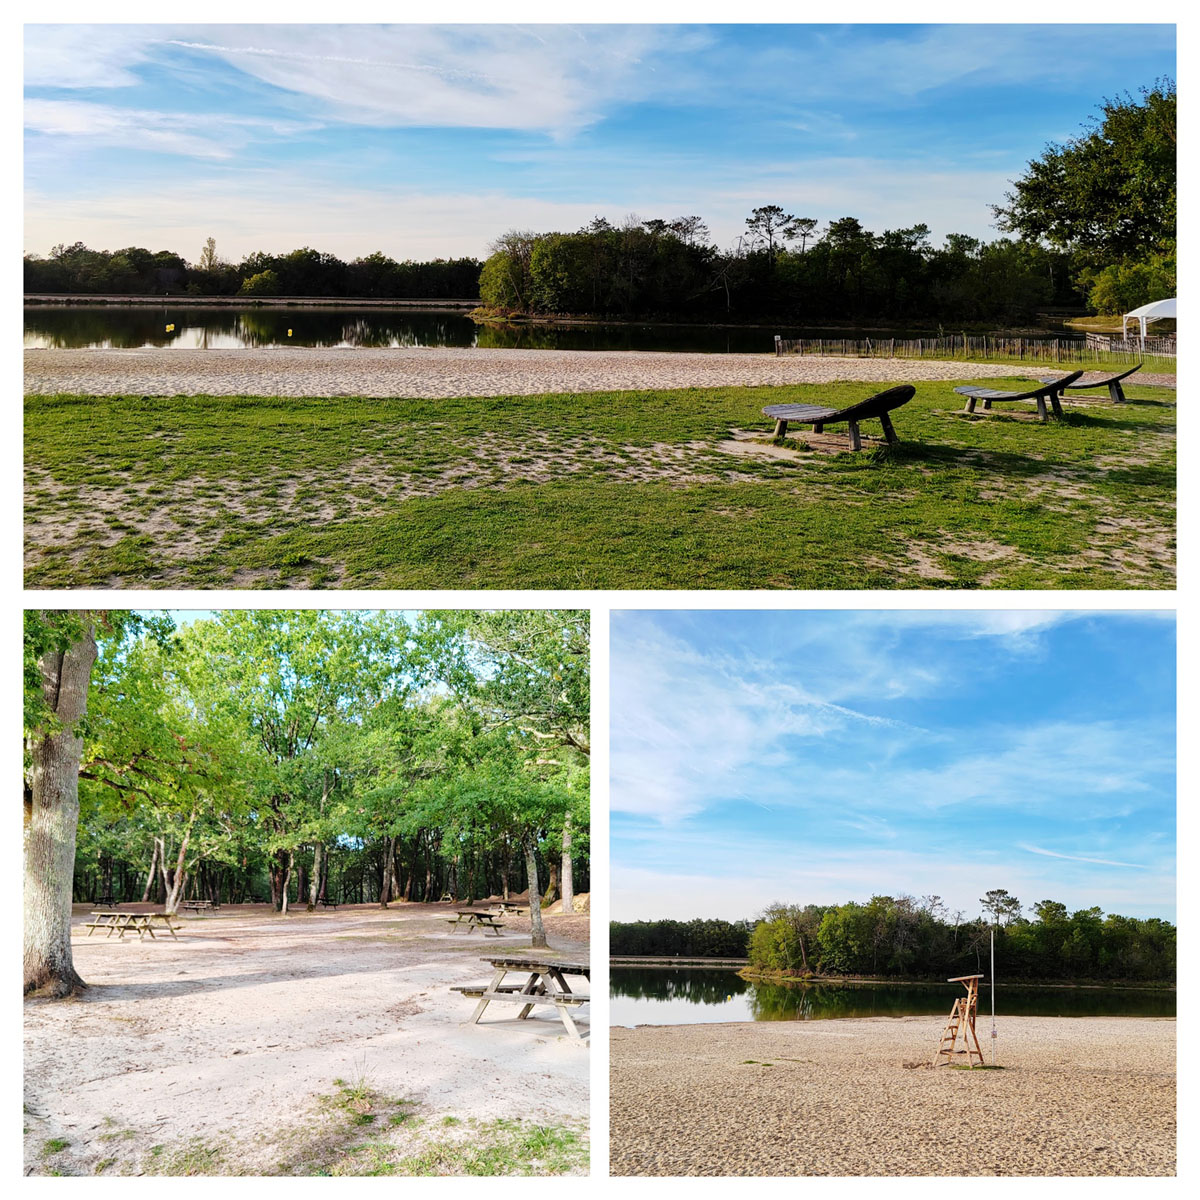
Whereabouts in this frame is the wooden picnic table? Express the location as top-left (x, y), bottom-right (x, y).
top-left (180, 899), bottom-right (219, 912)
top-left (446, 909), bottom-right (506, 936)
top-left (84, 911), bottom-right (180, 940)
top-left (452, 957), bottom-right (590, 1040)
top-left (490, 901), bottom-right (529, 916)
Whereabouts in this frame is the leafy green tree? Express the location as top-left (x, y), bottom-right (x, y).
top-left (993, 79), bottom-right (1175, 262)
top-left (238, 269), bottom-right (281, 296)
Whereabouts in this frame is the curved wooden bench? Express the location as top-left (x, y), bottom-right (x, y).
top-left (762, 384), bottom-right (915, 451)
top-left (1037, 363), bottom-right (1142, 404)
top-left (955, 370), bottom-right (1083, 423)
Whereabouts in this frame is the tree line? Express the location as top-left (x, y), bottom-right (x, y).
top-left (746, 891), bottom-right (1174, 984)
top-left (479, 80), bottom-right (1174, 324)
top-left (612, 888), bottom-right (1175, 984)
top-left (24, 609), bottom-right (589, 997)
top-left (23, 239), bottom-right (482, 299)
top-left (609, 918), bottom-right (752, 958)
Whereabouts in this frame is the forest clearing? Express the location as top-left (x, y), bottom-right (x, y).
top-left (25, 902), bottom-right (589, 1176)
top-left (24, 610), bottom-right (590, 1176)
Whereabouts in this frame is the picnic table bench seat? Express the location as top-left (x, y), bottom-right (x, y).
top-left (762, 384), bottom-right (915, 450)
top-left (955, 370), bottom-right (1083, 423)
top-left (1037, 363), bottom-right (1142, 404)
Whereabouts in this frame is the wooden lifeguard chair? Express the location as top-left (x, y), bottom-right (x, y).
top-left (933, 974), bottom-right (985, 1067)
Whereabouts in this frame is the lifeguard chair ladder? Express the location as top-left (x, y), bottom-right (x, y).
top-left (933, 974), bottom-right (985, 1067)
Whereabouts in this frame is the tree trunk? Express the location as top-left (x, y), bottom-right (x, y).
top-left (379, 835), bottom-right (396, 907)
top-left (545, 858), bottom-right (560, 907)
top-left (24, 616), bottom-right (98, 997)
top-left (524, 834), bottom-right (547, 950)
top-left (308, 841), bottom-right (323, 910)
top-left (280, 849), bottom-right (294, 915)
top-left (162, 832), bottom-right (191, 915)
top-left (140, 838), bottom-right (160, 904)
top-left (561, 812), bottom-right (574, 915)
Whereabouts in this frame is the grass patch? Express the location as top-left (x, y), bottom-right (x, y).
top-left (24, 380), bottom-right (1175, 588)
top-left (317, 1117), bottom-right (587, 1177)
top-left (42, 1138), bottom-right (70, 1155)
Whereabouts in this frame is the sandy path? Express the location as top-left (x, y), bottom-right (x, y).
top-left (24, 903), bottom-right (589, 1176)
top-left (610, 1017), bottom-right (1175, 1176)
top-left (24, 347), bottom-right (1174, 399)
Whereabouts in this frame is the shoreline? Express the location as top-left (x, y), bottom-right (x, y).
top-left (23, 346), bottom-right (1177, 399)
top-left (610, 1015), bottom-right (1175, 1176)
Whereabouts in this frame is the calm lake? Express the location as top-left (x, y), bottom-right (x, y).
top-left (610, 966), bottom-right (1176, 1026)
top-left (23, 305), bottom-right (1076, 355)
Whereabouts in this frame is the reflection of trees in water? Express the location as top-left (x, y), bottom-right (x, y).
top-left (612, 968), bottom-right (1176, 1020)
top-left (611, 968), bottom-right (748, 1006)
top-left (24, 307), bottom-right (482, 349)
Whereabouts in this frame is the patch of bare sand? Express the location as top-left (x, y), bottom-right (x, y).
top-left (610, 1017), bottom-right (1175, 1176)
top-left (30, 346), bottom-right (1163, 399)
top-left (24, 903), bottom-right (589, 1176)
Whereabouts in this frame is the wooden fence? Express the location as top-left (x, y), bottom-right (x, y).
top-left (774, 333), bottom-right (1171, 366)
top-left (1084, 331), bottom-right (1176, 355)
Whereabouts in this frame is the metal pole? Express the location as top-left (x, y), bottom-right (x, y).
top-left (990, 928), bottom-right (996, 1065)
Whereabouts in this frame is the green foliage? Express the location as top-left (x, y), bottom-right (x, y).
top-left (238, 269), bottom-right (282, 297)
top-left (745, 892), bottom-right (1175, 983)
top-left (1080, 251), bottom-right (1176, 315)
top-left (994, 79), bottom-right (1175, 262)
top-left (64, 611), bottom-right (590, 910)
top-left (25, 243), bottom-right (481, 299)
top-left (610, 918), bottom-right (751, 958)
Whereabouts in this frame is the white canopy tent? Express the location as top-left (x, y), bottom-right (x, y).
top-left (1123, 297), bottom-right (1176, 341)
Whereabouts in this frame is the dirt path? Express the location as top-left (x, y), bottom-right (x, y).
top-left (610, 1016), bottom-right (1175, 1176)
top-left (24, 347), bottom-right (1173, 398)
top-left (24, 903), bottom-right (589, 1176)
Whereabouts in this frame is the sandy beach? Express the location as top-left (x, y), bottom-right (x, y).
top-left (24, 902), bottom-right (589, 1176)
top-left (23, 346), bottom-right (1175, 399)
top-left (610, 1016), bottom-right (1175, 1176)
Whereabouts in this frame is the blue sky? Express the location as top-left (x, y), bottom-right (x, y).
top-left (24, 23), bottom-right (1175, 261)
top-left (611, 610), bottom-right (1176, 924)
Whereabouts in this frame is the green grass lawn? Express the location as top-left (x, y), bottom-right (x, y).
top-left (24, 379), bottom-right (1175, 589)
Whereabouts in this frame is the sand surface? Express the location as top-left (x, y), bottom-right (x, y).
top-left (24, 347), bottom-right (1174, 398)
top-left (610, 1016), bottom-right (1175, 1176)
top-left (24, 902), bottom-right (589, 1176)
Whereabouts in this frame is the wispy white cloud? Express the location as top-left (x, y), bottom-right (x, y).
top-left (1019, 844), bottom-right (1147, 870)
top-left (24, 99), bottom-right (314, 160)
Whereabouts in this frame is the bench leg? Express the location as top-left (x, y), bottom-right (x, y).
top-left (468, 967), bottom-right (507, 1025)
top-left (557, 1003), bottom-right (583, 1041)
top-left (878, 413), bottom-right (898, 446)
top-left (772, 418), bottom-right (788, 438)
top-left (847, 421), bottom-right (861, 452)
top-left (1049, 392), bottom-right (1064, 419)
top-left (963, 398), bottom-right (977, 414)
top-left (982, 398), bottom-right (992, 410)
top-left (1110, 382), bottom-right (1126, 403)
top-left (812, 422), bottom-right (823, 433)
top-left (1035, 396), bottom-right (1048, 423)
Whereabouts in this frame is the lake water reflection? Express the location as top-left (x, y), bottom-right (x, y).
top-left (24, 305), bottom-right (1080, 355)
top-left (610, 966), bottom-right (1176, 1026)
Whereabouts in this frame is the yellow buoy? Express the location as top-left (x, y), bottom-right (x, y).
top-left (287, 329), bottom-right (293, 336)
top-left (166, 323), bottom-right (175, 332)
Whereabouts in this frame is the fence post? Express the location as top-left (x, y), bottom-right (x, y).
top-left (774, 334), bottom-right (782, 357)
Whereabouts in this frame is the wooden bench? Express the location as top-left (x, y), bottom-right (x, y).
top-left (180, 899), bottom-right (218, 912)
top-left (1037, 363), bottom-right (1142, 404)
top-left (453, 957), bottom-right (590, 1040)
top-left (446, 910), bottom-right (506, 936)
top-left (955, 370), bottom-right (1083, 423)
top-left (315, 898), bottom-right (339, 908)
top-left (762, 384), bottom-right (915, 451)
top-left (84, 912), bottom-right (180, 940)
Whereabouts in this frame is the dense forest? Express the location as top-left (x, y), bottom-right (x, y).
top-left (609, 918), bottom-right (752, 958)
top-left (23, 240), bottom-right (482, 300)
top-left (613, 890), bottom-right (1175, 985)
top-left (24, 609), bottom-right (589, 995)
